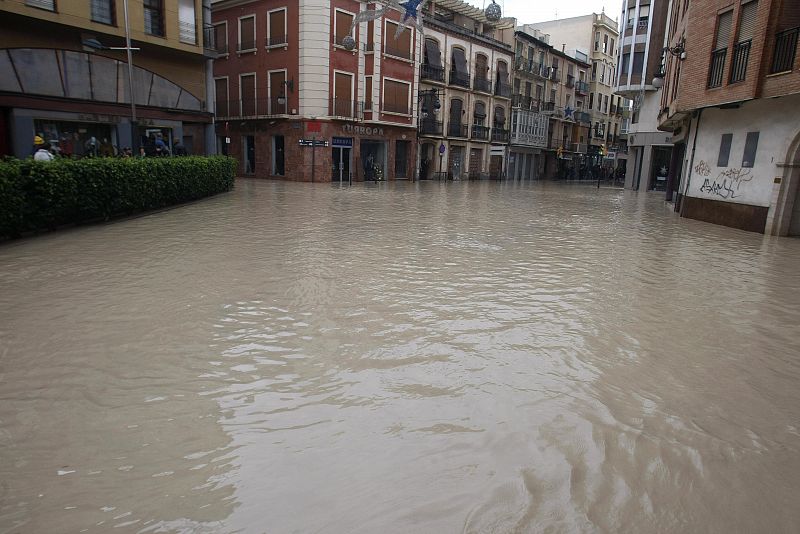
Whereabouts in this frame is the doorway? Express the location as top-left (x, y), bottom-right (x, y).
top-left (332, 146), bottom-right (351, 183)
top-left (489, 155), bottom-right (503, 179)
top-left (243, 135), bottom-right (255, 174)
top-left (469, 148), bottom-right (482, 179)
top-left (448, 146), bottom-right (463, 179)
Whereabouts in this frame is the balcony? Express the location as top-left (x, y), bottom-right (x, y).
top-left (447, 122), bottom-right (469, 138)
top-left (203, 26), bottom-right (228, 55)
top-left (267, 34), bottom-right (288, 47)
top-left (471, 125), bottom-right (490, 140)
top-left (449, 71), bottom-right (471, 89)
top-left (237, 39), bottom-right (257, 53)
top-left (574, 111), bottom-right (591, 124)
top-left (215, 98), bottom-right (289, 119)
top-left (495, 81), bottom-right (512, 98)
top-left (550, 68), bottom-right (560, 82)
top-left (708, 48), bottom-right (727, 88)
top-left (419, 120), bottom-right (443, 136)
top-left (730, 40), bottom-right (751, 83)
top-left (771, 27), bottom-right (799, 73)
top-left (330, 98), bottom-right (364, 120)
top-left (384, 43), bottom-right (412, 60)
top-left (575, 81), bottom-right (589, 95)
top-left (542, 101), bottom-right (556, 112)
top-left (473, 77), bottom-right (491, 93)
top-left (491, 128), bottom-right (509, 143)
top-left (421, 64), bottom-right (445, 82)
top-left (566, 75), bottom-right (575, 88)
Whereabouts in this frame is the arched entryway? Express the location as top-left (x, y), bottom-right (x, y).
top-left (767, 131), bottom-right (800, 236)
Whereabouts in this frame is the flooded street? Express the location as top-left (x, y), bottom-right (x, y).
top-left (1, 179), bottom-right (800, 533)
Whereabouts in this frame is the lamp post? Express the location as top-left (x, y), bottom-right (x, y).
top-left (82, 0), bottom-right (140, 151)
top-left (652, 40), bottom-right (686, 88)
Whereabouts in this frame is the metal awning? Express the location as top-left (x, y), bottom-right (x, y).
top-left (430, 0), bottom-right (516, 29)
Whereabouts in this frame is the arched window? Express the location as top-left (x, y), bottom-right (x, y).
top-left (475, 54), bottom-right (489, 91)
top-left (450, 47), bottom-right (469, 87)
top-left (473, 101), bottom-right (486, 126)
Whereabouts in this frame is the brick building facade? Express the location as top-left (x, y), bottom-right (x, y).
top-left (657, 0), bottom-right (800, 234)
top-left (212, 0), bottom-right (417, 182)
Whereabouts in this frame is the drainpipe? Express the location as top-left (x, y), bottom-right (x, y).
top-left (679, 108), bottom-right (703, 216)
top-left (203, 0), bottom-right (216, 155)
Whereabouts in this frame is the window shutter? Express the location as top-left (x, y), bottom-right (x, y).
top-left (335, 11), bottom-right (353, 44)
top-left (452, 48), bottom-right (468, 75)
top-left (737, 1), bottom-right (758, 42)
top-left (715, 10), bottom-right (733, 49)
top-left (240, 17), bottom-right (255, 49)
top-left (395, 25), bottom-right (411, 59)
top-left (450, 98), bottom-right (463, 124)
top-left (425, 40), bottom-right (442, 68)
top-left (269, 10), bottom-right (286, 43)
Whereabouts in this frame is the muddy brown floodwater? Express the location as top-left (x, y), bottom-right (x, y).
top-left (1, 180), bottom-right (800, 533)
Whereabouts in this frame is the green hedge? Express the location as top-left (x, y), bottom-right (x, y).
top-left (0, 156), bottom-right (236, 239)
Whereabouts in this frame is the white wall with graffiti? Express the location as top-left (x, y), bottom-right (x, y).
top-left (683, 92), bottom-right (800, 207)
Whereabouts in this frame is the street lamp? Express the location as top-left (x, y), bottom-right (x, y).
top-left (276, 79), bottom-right (294, 107)
top-left (82, 0), bottom-right (140, 151)
top-left (652, 39), bottom-right (686, 88)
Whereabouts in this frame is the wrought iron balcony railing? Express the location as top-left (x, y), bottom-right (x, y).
top-left (330, 98), bottom-right (364, 119)
top-left (730, 40), bottom-right (751, 83)
top-left (447, 122), bottom-right (469, 137)
top-left (471, 125), bottom-right (490, 140)
top-left (575, 80), bottom-right (590, 94)
top-left (215, 98), bottom-right (290, 118)
top-left (707, 48), bottom-right (727, 88)
top-left (771, 27), bottom-right (799, 73)
top-left (419, 120), bottom-right (443, 135)
top-left (495, 81), bottom-right (512, 98)
top-left (473, 77), bottom-right (491, 92)
top-left (449, 71), bottom-right (471, 89)
top-left (491, 128), bottom-right (509, 143)
top-left (421, 64), bottom-right (445, 82)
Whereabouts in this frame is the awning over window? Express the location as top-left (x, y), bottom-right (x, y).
top-left (425, 39), bottom-right (442, 68)
top-left (452, 48), bottom-right (468, 75)
top-left (474, 101), bottom-right (486, 117)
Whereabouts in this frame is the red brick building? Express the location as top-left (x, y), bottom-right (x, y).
top-left (211, 0), bottom-right (418, 182)
top-left (657, 0), bottom-right (800, 234)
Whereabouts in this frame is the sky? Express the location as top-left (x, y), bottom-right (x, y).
top-left (485, 0), bottom-right (621, 25)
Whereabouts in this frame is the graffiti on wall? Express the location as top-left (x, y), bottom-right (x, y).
top-left (699, 167), bottom-right (753, 199)
top-left (694, 160), bottom-right (711, 177)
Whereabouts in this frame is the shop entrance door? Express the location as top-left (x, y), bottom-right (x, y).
top-left (332, 147), bottom-right (351, 183)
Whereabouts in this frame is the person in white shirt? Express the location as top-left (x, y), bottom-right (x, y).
top-left (34, 147), bottom-right (55, 161)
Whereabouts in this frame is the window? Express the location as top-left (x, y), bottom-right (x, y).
top-left (383, 79), bottom-right (410, 114)
top-left (239, 73), bottom-right (256, 115)
top-left (730, 1), bottom-right (758, 82)
top-left (591, 62), bottom-right (597, 80)
top-left (272, 136), bottom-right (285, 176)
top-left (367, 19), bottom-right (374, 51)
top-left (213, 22), bottom-right (228, 54)
top-left (268, 70), bottom-right (287, 113)
top-left (603, 94), bottom-right (609, 112)
top-left (603, 34), bottom-right (609, 54)
top-left (214, 77), bottom-right (229, 116)
top-left (26, 0), bottom-right (55, 11)
top-left (333, 71), bottom-right (354, 116)
top-left (626, 8), bottom-right (635, 27)
top-left (638, 5), bottom-right (650, 28)
top-left (238, 15), bottom-right (256, 52)
top-left (600, 63), bottom-right (606, 83)
top-left (620, 53), bottom-right (630, 74)
top-left (385, 21), bottom-right (411, 59)
top-left (595, 31), bottom-right (600, 51)
top-left (610, 38), bottom-right (615, 56)
top-left (91, 0), bottom-right (115, 25)
top-left (632, 51), bottom-right (645, 75)
top-left (178, 0), bottom-right (196, 44)
top-left (334, 9), bottom-right (354, 47)
top-left (395, 141), bottom-right (410, 177)
top-left (589, 93), bottom-right (594, 109)
top-left (709, 10), bottom-right (733, 87)
top-left (364, 76), bottom-right (372, 110)
top-left (144, 0), bottom-right (164, 36)
top-left (267, 8), bottom-right (287, 47)
top-left (473, 101), bottom-right (486, 125)
top-left (742, 132), bottom-right (759, 167)
top-left (717, 133), bottom-right (733, 166)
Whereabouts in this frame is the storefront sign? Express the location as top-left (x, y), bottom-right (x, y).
top-left (77, 113), bottom-right (120, 124)
top-left (332, 137), bottom-right (353, 147)
top-left (299, 139), bottom-right (328, 147)
top-left (343, 124), bottom-right (384, 136)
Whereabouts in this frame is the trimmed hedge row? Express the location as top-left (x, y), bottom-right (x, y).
top-left (0, 156), bottom-right (236, 239)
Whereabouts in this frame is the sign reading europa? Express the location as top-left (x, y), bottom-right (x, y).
top-left (342, 124), bottom-right (385, 136)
